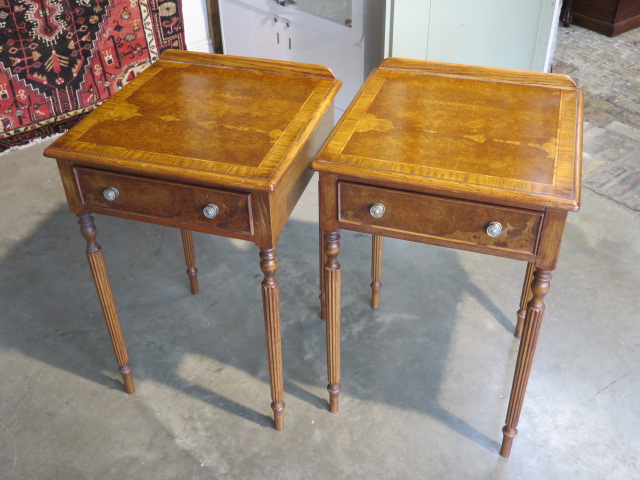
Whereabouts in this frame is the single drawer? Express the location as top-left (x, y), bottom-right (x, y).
top-left (75, 167), bottom-right (252, 234)
top-left (339, 182), bottom-right (542, 255)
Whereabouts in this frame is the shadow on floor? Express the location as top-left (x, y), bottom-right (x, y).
top-left (0, 206), bottom-right (523, 453)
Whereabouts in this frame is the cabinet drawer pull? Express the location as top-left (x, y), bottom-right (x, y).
top-left (203, 203), bottom-right (219, 219)
top-left (103, 186), bottom-right (119, 201)
top-left (369, 203), bottom-right (386, 218)
top-left (486, 221), bottom-right (503, 237)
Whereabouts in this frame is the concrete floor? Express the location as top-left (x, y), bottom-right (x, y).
top-left (1, 137), bottom-right (639, 479)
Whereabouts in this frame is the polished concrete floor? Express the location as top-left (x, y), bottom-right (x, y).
top-left (2, 27), bottom-right (640, 480)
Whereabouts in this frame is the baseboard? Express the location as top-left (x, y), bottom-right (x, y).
top-left (572, 12), bottom-right (640, 37)
top-left (612, 14), bottom-right (640, 36)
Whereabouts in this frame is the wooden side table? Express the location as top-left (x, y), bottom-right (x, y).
top-left (44, 50), bottom-right (340, 430)
top-left (312, 58), bottom-right (583, 456)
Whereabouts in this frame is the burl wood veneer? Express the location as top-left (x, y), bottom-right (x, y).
top-left (45, 50), bottom-right (340, 430)
top-left (312, 58), bottom-right (583, 457)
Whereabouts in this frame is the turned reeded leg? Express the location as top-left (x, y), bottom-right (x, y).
top-left (323, 231), bottom-right (341, 413)
top-left (500, 268), bottom-right (552, 457)
top-left (78, 213), bottom-right (135, 394)
top-left (259, 247), bottom-right (285, 430)
top-left (319, 225), bottom-right (327, 321)
top-left (370, 235), bottom-right (384, 309)
top-left (515, 262), bottom-right (535, 338)
top-left (180, 229), bottom-right (199, 295)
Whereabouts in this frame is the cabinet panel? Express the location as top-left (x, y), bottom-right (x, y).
top-left (219, 0), bottom-right (286, 59)
top-left (428, 0), bottom-right (542, 70)
top-left (388, 0), bottom-right (430, 60)
top-left (387, 0), bottom-right (561, 72)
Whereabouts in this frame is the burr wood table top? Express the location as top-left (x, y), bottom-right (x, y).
top-left (45, 49), bottom-right (341, 192)
top-left (312, 57), bottom-right (583, 212)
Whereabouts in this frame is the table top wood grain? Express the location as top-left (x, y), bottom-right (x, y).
top-left (45, 50), bottom-right (341, 192)
top-left (312, 58), bottom-right (583, 211)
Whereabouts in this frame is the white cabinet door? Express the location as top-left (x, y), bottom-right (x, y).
top-left (219, 0), bottom-right (286, 60)
top-left (386, 0), bottom-right (561, 72)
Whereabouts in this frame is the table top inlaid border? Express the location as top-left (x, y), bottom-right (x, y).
top-left (46, 51), bottom-right (341, 191)
top-left (313, 59), bottom-right (583, 211)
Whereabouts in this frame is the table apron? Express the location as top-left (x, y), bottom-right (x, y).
top-left (77, 204), bottom-right (256, 242)
top-left (338, 220), bottom-right (536, 262)
top-left (337, 181), bottom-right (542, 262)
top-left (62, 164), bottom-right (256, 242)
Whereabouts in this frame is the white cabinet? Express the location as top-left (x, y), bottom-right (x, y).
top-left (218, 0), bottom-right (385, 114)
top-left (219, 2), bottom-right (289, 59)
top-left (385, 0), bottom-right (562, 72)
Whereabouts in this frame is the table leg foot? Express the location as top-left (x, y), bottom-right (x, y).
top-left (181, 229), bottom-right (199, 295)
top-left (272, 401), bottom-right (285, 430)
top-left (260, 247), bottom-right (285, 430)
top-left (119, 363), bottom-right (135, 394)
top-left (370, 235), bottom-right (383, 309)
top-left (78, 213), bottom-right (135, 395)
top-left (186, 269), bottom-right (199, 295)
top-left (500, 426), bottom-right (518, 457)
top-left (323, 231), bottom-right (341, 413)
top-left (327, 383), bottom-right (341, 413)
top-left (502, 268), bottom-right (551, 456)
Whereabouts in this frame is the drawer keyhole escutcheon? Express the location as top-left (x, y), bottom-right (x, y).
top-left (103, 186), bottom-right (119, 201)
top-left (486, 221), bottom-right (503, 238)
top-left (203, 203), bottom-right (219, 219)
top-left (369, 203), bottom-right (386, 219)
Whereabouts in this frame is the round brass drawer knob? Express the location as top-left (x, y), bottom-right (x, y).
top-left (203, 203), bottom-right (219, 219)
top-left (369, 203), bottom-right (386, 219)
top-left (103, 186), bottom-right (119, 201)
top-left (486, 221), bottom-right (503, 238)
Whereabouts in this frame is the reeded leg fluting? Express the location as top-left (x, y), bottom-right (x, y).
top-left (78, 213), bottom-right (135, 394)
top-left (370, 235), bottom-right (384, 309)
top-left (500, 268), bottom-right (552, 457)
top-left (323, 230), bottom-right (342, 413)
top-left (319, 224), bottom-right (327, 321)
top-left (515, 262), bottom-right (535, 338)
top-left (259, 247), bottom-right (285, 430)
top-left (180, 229), bottom-right (199, 295)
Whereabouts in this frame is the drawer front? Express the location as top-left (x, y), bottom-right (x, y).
top-left (75, 168), bottom-right (252, 234)
top-left (339, 182), bottom-right (542, 254)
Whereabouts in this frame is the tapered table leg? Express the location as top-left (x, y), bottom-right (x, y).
top-left (323, 230), bottom-right (341, 413)
top-left (515, 262), bottom-right (535, 338)
top-left (501, 268), bottom-right (552, 457)
top-left (180, 229), bottom-right (199, 295)
top-left (259, 247), bottom-right (285, 430)
top-left (370, 235), bottom-right (384, 309)
top-left (78, 213), bottom-right (135, 394)
top-left (319, 224), bottom-right (327, 321)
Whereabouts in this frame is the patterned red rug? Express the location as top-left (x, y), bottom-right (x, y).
top-left (0, 0), bottom-right (185, 152)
